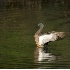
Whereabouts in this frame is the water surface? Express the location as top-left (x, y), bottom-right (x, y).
top-left (0, 6), bottom-right (70, 69)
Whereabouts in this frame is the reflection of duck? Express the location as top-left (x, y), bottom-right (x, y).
top-left (34, 23), bottom-right (66, 48)
top-left (34, 47), bottom-right (56, 63)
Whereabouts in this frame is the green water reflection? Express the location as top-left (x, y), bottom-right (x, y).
top-left (0, 6), bottom-right (70, 69)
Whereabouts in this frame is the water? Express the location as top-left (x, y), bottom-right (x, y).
top-left (0, 6), bottom-right (70, 69)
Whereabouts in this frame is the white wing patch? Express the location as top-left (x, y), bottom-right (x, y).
top-left (39, 33), bottom-right (58, 45)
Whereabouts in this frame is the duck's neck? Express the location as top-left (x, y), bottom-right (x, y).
top-left (35, 26), bottom-right (43, 36)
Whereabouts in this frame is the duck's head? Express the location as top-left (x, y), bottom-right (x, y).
top-left (38, 23), bottom-right (44, 28)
